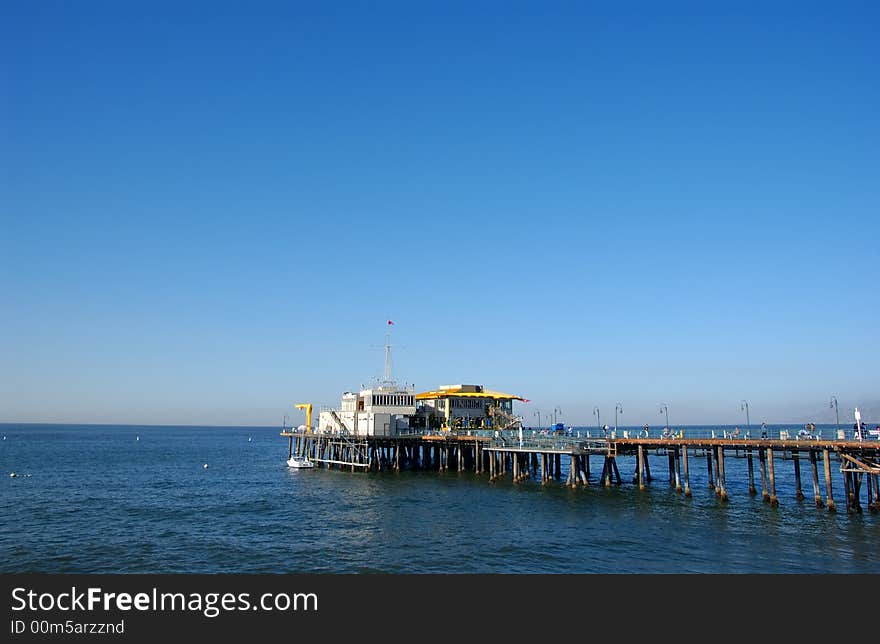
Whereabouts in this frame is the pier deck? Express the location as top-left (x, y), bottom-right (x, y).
top-left (281, 430), bottom-right (880, 514)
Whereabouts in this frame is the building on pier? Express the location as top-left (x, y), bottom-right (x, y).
top-left (315, 328), bottom-right (527, 436)
top-left (318, 386), bottom-right (417, 437)
top-left (415, 384), bottom-right (526, 431)
top-left (317, 383), bottom-right (526, 436)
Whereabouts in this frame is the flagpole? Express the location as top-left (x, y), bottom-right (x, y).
top-left (384, 320), bottom-right (394, 384)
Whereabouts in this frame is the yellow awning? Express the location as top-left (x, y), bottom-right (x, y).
top-left (415, 389), bottom-right (527, 402)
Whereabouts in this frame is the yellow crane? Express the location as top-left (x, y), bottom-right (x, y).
top-left (295, 403), bottom-right (313, 434)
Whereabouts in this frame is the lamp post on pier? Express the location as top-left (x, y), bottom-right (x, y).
top-left (615, 403), bottom-right (623, 435)
top-left (741, 400), bottom-right (750, 436)
top-left (593, 406), bottom-right (601, 435)
top-left (830, 396), bottom-right (839, 435)
top-left (659, 403), bottom-right (669, 435)
top-left (534, 410), bottom-right (541, 430)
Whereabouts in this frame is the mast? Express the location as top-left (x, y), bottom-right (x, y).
top-left (384, 330), bottom-right (392, 384)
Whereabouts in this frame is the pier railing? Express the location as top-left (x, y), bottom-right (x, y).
top-left (486, 435), bottom-right (610, 453)
top-left (285, 425), bottom-right (872, 445)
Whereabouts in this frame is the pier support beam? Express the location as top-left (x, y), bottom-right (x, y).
top-left (611, 457), bottom-right (621, 485)
top-left (681, 445), bottom-right (691, 497)
top-left (874, 474), bottom-right (880, 512)
top-left (845, 471), bottom-right (863, 514)
top-left (767, 447), bottom-right (778, 507)
top-left (578, 455), bottom-right (589, 486)
top-left (823, 448), bottom-right (836, 512)
top-left (674, 447), bottom-right (682, 494)
top-left (844, 471), bottom-right (853, 514)
top-left (747, 449), bottom-right (756, 495)
top-left (707, 449), bottom-right (715, 490)
top-left (717, 446), bottom-right (728, 502)
top-left (759, 448), bottom-right (769, 503)
top-left (637, 446), bottom-right (646, 491)
top-left (668, 451), bottom-right (675, 486)
top-left (809, 450), bottom-right (824, 508)
top-left (793, 450), bottom-right (804, 501)
top-left (854, 472), bottom-right (863, 514)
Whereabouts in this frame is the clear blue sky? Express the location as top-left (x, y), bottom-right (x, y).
top-left (2, 2), bottom-right (878, 427)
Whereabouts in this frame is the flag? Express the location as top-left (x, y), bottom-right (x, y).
top-left (388, 320), bottom-right (394, 325)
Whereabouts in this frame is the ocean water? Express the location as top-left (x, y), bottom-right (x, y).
top-left (1, 424), bottom-right (877, 574)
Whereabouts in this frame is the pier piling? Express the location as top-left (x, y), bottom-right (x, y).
top-left (759, 448), bottom-right (769, 503)
top-left (637, 446), bottom-right (646, 491)
top-left (767, 447), bottom-right (778, 507)
top-left (717, 446), bottom-right (728, 502)
top-left (874, 474), bottom-right (880, 512)
top-left (601, 457), bottom-right (611, 487)
top-left (823, 448), bottom-right (836, 512)
top-left (809, 450), bottom-right (824, 508)
top-left (793, 450), bottom-right (804, 501)
top-left (707, 449), bottom-right (715, 490)
top-left (681, 445), bottom-right (691, 497)
top-left (747, 449), bottom-right (756, 495)
top-left (674, 447), bottom-right (682, 493)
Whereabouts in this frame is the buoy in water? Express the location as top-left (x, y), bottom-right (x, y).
top-left (248, 437), bottom-right (252, 442)
top-left (136, 436), bottom-right (140, 441)
top-left (203, 463), bottom-right (209, 469)
top-left (10, 472), bottom-right (17, 478)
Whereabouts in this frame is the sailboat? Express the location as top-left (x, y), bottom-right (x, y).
top-left (287, 411), bottom-right (315, 468)
top-left (287, 454), bottom-right (315, 469)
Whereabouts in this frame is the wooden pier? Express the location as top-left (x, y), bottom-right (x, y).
top-left (282, 431), bottom-right (880, 514)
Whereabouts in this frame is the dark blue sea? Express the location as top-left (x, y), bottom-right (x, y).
top-left (2, 424), bottom-right (878, 573)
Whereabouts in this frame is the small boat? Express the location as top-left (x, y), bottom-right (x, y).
top-left (287, 456), bottom-right (315, 469)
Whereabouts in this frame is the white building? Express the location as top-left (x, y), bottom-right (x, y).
top-left (318, 386), bottom-right (416, 437)
top-left (313, 331), bottom-right (525, 436)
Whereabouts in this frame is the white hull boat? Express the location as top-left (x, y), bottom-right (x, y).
top-left (287, 456), bottom-right (315, 469)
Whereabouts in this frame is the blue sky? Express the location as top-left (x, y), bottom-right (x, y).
top-left (2, 2), bottom-right (878, 426)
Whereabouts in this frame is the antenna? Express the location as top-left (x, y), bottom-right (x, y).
top-left (379, 319), bottom-right (398, 387)
top-left (384, 328), bottom-right (393, 383)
